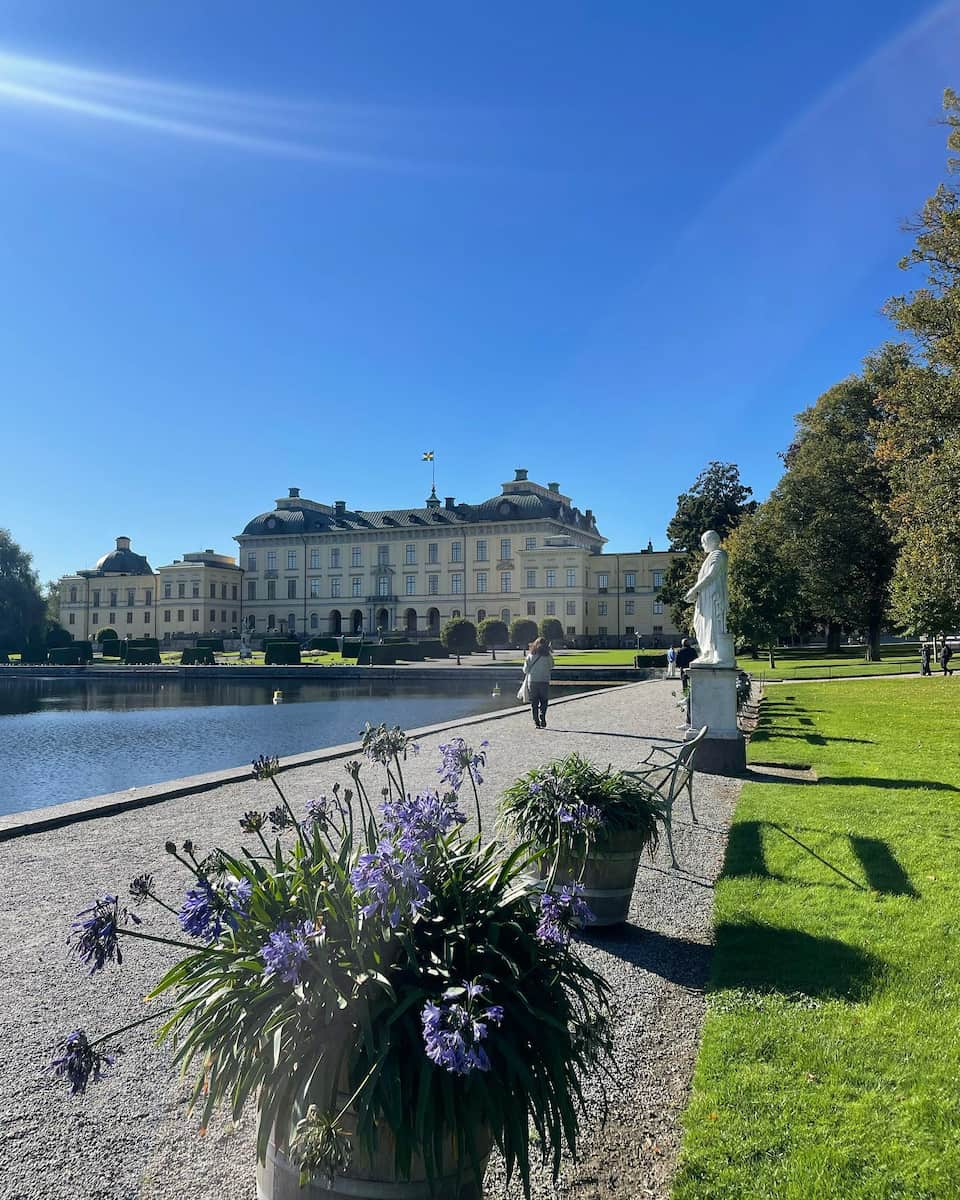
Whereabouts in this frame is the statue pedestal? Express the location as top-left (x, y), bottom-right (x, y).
top-left (688, 664), bottom-right (745, 775)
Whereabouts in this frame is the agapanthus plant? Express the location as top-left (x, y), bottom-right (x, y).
top-left (49, 733), bottom-right (610, 1199)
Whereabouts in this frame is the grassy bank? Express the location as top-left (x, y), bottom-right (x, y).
top-left (673, 677), bottom-right (960, 1198)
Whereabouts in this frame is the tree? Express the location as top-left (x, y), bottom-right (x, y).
top-left (659, 462), bottom-right (756, 632)
top-left (44, 579), bottom-right (61, 624)
top-left (509, 617), bottom-right (538, 648)
top-left (0, 529), bottom-right (45, 652)
top-left (477, 617), bottom-right (509, 660)
top-left (871, 91), bottom-right (960, 636)
top-left (440, 618), bottom-right (477, 665)
top-left (539, 617), bottom-right (563, 644)
top-left (776, 374), bottom-right (896, 659)
top-left (727, 501), bottom-right (804, 667)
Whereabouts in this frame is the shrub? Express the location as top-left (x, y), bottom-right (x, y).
top-left (46, 625), bottom-right (73, 649)
top-left (539, 618), bottom-right (564, 644)
top-left (49, 645), bottom-right (85, 665)
top-left (509, 618), bottom-right (538, 649)
top-left (196, 638), bottom-right (224, 652)
top-left (97, 629), bottom-right (118, 643)
top-left (264, 642), bottom-right (301, 665)
top-left (119, 638), bottom-right (159, 662)
top-left (477, 618), bottom-right (509, 659)
top-left (499, 753), bottom-right (662, 858)
top-left (340, 639), bottom-right (363, 660)
top-left (181, 648), bottom-right (216, 665)
top-left (125, 647), bottom-right (161, 665)
top-left (307, 637), bottom-right (340, 652)
top-left (357, 644), bottom-right (399, 665)
top-left (441, 618), bottom-right (478, 665)
top-left (99, 639), bottom-right (121, 658)
top-left (418, 639), bottom-right (449, 659)
top-left (74, 641), bottom-right (94, 664)
top-left (392, 642), bottom-right (425, 662)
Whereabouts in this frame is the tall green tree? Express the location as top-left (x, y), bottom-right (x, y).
top-left (727, 500), bottom-right (804, 667)
top-left (872, 90), bottom-right (960, 637)
top-left (659, 462), bottom-right (755, 632)
top-left (776, 374), bottom-right (895, 659)
top-left (0, 529), bottom-right (46, 652)
top-left (44, 579), bottom-right (61, 624)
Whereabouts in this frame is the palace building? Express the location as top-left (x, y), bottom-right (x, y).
top-left (56, 471), bottom-right (682, 645)
top-left (236, 470), bottom-right (681, 643)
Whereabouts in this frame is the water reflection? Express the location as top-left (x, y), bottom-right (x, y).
top-left (0, 677), bottom-right (529, 817)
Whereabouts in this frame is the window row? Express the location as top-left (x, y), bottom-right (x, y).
top-left (245, 537), bottom-right (552, 575)
top-left (161, 610), bottom-right (239, 625)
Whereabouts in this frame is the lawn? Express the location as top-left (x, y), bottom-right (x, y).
top-left (673, 677), bottom-right (960, 1199)
top-left (740, 644), bottom-right (921, 681)
top-left (493, 649), bottom-right (668, 666)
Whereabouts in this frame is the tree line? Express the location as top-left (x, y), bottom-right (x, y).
top-left (660, 90), bottom-right (960, 662)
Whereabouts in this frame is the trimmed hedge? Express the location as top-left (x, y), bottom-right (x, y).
top-left (307, 637), bottom-right (340, 652)
top-left (392, 642), bottom-right (426, 662)
top-left (99, 640), bottom-right (122, 658)
top-left (97, 629), bottom-right (119, 643)
top-left (265, 642), bottom-right (301, 665)
top-left (196, 638), bottom-right (224, 652)
top-left (49, 645), bottom-right (86, 665)
top-left (357, 645), bottom-right (399, 666)
top-left (75, 641), bottom-right (94, 663)
top-left (125, 647), bottom-right (161, 665)
top-left (340, 639), bottom-right (363, 660)
top-left (119, 638), bottom-right (159, 662)
top-left (418, 639), bottom-right (449, 659)
top-left (182, 648), bottom-right (216, 665)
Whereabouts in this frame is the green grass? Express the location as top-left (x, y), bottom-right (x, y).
top-left (673, 677), bottom-right (960, 1199)
top-left (740, 644), bottom-right (922, 681)
top-left (493, 649), bottom-right (667, 666)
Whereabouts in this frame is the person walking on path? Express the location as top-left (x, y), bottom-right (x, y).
top-left (666, 645), bottom-right (677, 678)
top-left (523, 636), bottom-right (554, 728)
top-left (921, 643), bottom-right (932, 676)
top-left (674, 637), bottom-right (698, 691)
top-left (940, 643), bottom-right (954, 676)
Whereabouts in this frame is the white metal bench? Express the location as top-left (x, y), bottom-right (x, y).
top-left (623, 725), bottom-right (709, 869)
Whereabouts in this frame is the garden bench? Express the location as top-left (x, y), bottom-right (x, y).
top-left (623, 724), bottom-right (709, 869)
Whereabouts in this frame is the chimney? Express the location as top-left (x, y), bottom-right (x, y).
top-left (205, 549), bottom-right (214, 554)
top-left (116, 536), bottom-right (131, 551)
top-left (584, 509), bottom-right (593, 524)
top-left (514, 468), bottom-right (528, 481)
top-left (334, 500), bottom-right (346, 515)
top-left (445, 496), bottom-right (456, 510)
top-left (288, 486), bottom-right (300, 499)
top-left (547, 481), bottom-right (559, 493)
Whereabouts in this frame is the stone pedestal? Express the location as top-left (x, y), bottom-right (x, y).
top-left (687, 664), bottom-right (745, 775)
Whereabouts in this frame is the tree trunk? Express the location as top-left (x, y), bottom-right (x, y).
top-left (768, 646), bottom-right (777, 669)
top-left (750, 646), bottom-right (759, 659)
top-left (865, 621), bottom-right (882, 662)
top-left (827, 622), bottom-right (842, 653)
top-left (491, 647), bottom-right (496, 660)
top-left (456, 653), bottom-right (461, 665)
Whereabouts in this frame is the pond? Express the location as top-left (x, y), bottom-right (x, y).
top-left (0, 676), bottom-right (529, 817)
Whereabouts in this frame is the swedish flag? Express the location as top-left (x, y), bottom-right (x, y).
top-left (422, 451), bottom-right (435, 461)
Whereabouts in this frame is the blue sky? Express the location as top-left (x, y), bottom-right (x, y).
top-left (0, 1), bottom-right (956, 584)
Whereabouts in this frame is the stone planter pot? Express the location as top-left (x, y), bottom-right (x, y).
top-left (541, 827), bottom-right (651, 926)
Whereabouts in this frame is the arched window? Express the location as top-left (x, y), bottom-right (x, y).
top-left (329, 610), bottom-right (342, 635)
top-left (247, 614), bottom-right (256, 630)
top-left (500, 609), bottom-right (510, 625)
top-left (267, 614), bottom-right (276, 630)
top-left (288, 613), bottom-right (297, 634)
top-left (427, 608), bottom-right (440, 633)
top-left (310, 612), bottom-right (319, 629)
top-left (476, 609), bottom-right (486, 623)
top-left (452, 609), bottom-right (461, 619)
top-left (404, 608), bottom-right (417, 632)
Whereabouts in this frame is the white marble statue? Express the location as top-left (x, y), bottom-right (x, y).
top-left (684, 530), bottom-right (734, 667)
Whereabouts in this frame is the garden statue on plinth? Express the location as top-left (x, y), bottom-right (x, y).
top-left (683, 530), bottom-right (744, 774)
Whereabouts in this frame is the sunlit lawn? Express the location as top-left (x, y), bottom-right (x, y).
top-left (741, 644), bottom-right (921, 681)
top-left (673, 677), bottom-right (960, 1199)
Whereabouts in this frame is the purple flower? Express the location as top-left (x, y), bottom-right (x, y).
top-left (351, 839), bottom-right (429, 927)
top-left (69, 895), bottom-right (139, 974)
top-left (380, 790), bottom-right (467, 855)
top-left (437, 738), bottom-right (488, 791)
top-left (536, 882), bottom-right (594, 947)
top-left (252, 754), bottom-right (280, 781)
top-left (360, 723), bottom-right (417, 765)
top-left (261, 920), bottom-right (316, 984)
top-left (178, 880), bottom-right (241, 942)
top-left (48, 1029), bottom-right (115, 1094)
top-left (556, 802), bottom-right (604, 839)
top-left (421, 981), bottom-right (503, 1075)
top-left (239, 810), bottom-right (267, 834)
top-left (268, 804), bottom-right (293, 834)
top-left (303, 795), bottom-right (333, 832)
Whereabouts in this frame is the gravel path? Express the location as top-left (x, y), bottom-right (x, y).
top-left (0, 680), bottom-right (741, 1200)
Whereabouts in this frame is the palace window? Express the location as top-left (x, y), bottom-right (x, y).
top-left (525, 537), bottom-right (536, 550)
top-left (109, 590), bottom-right (118, 607)
top-left (405, 575), bottom-right (416, 595)
top-left (526, 569), bottom-right (536, 588)
top-left (501, 572), bottom-right (512, 593)
top-left (654, 601), bottom-right (664, 615)
top-left (625, 600), bottom-right (635, 614)
top-left (352, 546), bottom-right (362, 567)
top-left (109, 612), bottom-right (116, 623)
top-left (500, 538), bottom-right (511, 561)
top-left (545, 570), bottom-right (556, 588)
top-left (310, 578), bottom-right (321, 598)
top-left (69, 586), bottom-right (77, 603)
top-left (598, 601), bottom-right (608, 616)
top-left (331, 578), bottom-right (342, 597)
top-left (405, 544), bottom-right (416, 565)
top-left (476, 572), bottom-right (487, 593)
top-left (247, 553), bottom-right (256, 571)
top-left (652, 570), bottom-right (663, 588)
top-left (624, 572), bottom-right (636, 591)
top-left (428, 575), bottom-right (439, 595)
top-left (287, 551), bottom-right (297, 571)
top-left (219, 583), bottom-right (226, 600)
top-left (310, 549), bottom-right (321, 569)
top-left (287, 580), bottom-right (297, 599)
top-left (476, 540), bottom-right (488, 562)
top-left (330, 548), bottom-right (341, 569)
top-left (451, 542), bottom-right (462, 563)
top-left (92, 612), bottom-right (99, 625)
top-left (597, 573), bottom-right (609, 590)
top-left (310, 613), bottom-right (319, 629)
top-left (145, 590), bottom-right (152, 606)
top-left (163, 584), bottom-right (171, 600)
top-left (192, 582), bottom-right (200, 598)
top-left (248, 581), bottom-right (256, 601)
top-left (126, 589), bottom-right (135, 606)
top-left (209, 609), bottom-right (215, 622)
top-left (192, 609), bottom-right (199, 621)
top-left (68, 612), bottom-right (75, 625)
top-left (451, 573), bottom-right (463, 594)
top-left (566, 569), bottom-right (576, 588)
top-left (163, 611), bottom-right (170, 623)
top-left (352, 576), bottom-right (362, 597)
top-left (126, 612), bottom-right (133, 624)
top-left (566, 600), bottom-right (576, 615)
top-left (546, 600), bottom-right (556, 615)
top-left (427, 543), bottom-right (439, 564)
top-left (267, 581), bottom-right (276, 600)
top-left (527, 601), bottom-right (536, 615)
top-left (208, 583), bottom-right (215, 598)
top-left (377, 545), bottom-right (389, 566)
top-left (476, 608), bottom-right (486, 623)
top-left (378, 576), bottom-right (390, 597)
top-left (267, 551), bottom-right (278, 572)
top-left (232, 585), bottom-right (238, 601)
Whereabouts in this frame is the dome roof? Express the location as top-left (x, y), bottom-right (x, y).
top-left (241, 508), bottom-right (334, 536)
top-left (94, 546), bottom-right (153, 575)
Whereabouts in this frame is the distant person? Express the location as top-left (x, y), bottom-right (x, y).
top-left (921, 643), bottom-right (932, 676)
top-left (675, 637), bottom-right (697, 690)
top-left (523, 636), bottom-right (554, 728)
top-left (940, 643), bottom-right (954, 677)
top-left (666, 645), bottom-right (677, 678)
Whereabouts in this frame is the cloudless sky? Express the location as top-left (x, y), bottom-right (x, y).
top-left (1, 1), bottom-right (957, 584)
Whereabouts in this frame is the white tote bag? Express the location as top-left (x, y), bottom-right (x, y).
top-left (517, 675), bottom-right (531, 703)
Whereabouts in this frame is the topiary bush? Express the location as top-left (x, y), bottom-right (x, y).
top-left (125, 647), bottom-right (161, 665)
top-left (417, 639), bottom-right (449, 659)
top-left (539, 617), bottom-right (564, 644)
top-left (510, 618), bottom-right (538, 649)
top-left (181, 648), bottom-right (216, 665)
top-left (49, 645), bottom-right (85, 665)
top-left (264, 642), bottom-right (301, 665)
top-left (195, 638), bottom-right (224, 652)
top-left (340, 639), bottom-right (363, 660)
top-left (46, 625), bottom-right (74, 650)
top-left (99, 639), bottom-right (121, 658)
top-left (478, 618), bottom-right (509, 660)
top-left (441, 618), bottom-right (478, 665)
top-left (357, 644), bottom-right (399, 665)
top-left (307, 637), bottom-right (340, 652)
top-left (74, 641), bottom-right (94, 664)
top-left (97, 629), bottom-right (118, 644)
top-left (392, 642), bottom-right (425, 661)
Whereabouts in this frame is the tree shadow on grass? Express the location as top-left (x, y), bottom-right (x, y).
top-left (849, 836), bottom-right (919, 897)
top-left (711, 921), bottom-right (885, 1001)
top-left (583, 924), bottom-right (712, 990)
top-left (751, 729), bottom-right (875, 746)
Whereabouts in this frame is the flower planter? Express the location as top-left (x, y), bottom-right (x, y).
top-left (542, 828), bottom-right (651, 926)
top-left (257, 1122), bottom-right (492, 1200)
